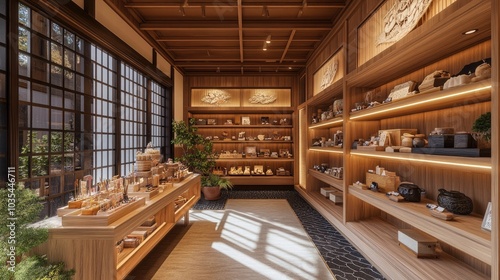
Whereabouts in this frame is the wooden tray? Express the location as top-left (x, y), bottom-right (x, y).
top-left (61, 197), bottom-right (146, 226)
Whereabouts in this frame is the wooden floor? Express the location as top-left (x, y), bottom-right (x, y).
top-left (127, 199), bottom-right (335, 280)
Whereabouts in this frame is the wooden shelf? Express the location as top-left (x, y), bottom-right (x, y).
top-left (350, 150), bottom-right (491, 172)
top-left (345, 217), bottom-right (489, 280)
top-left (215, 158), bottom-right (294, 162)
top-left (194, 125), bottom-right (293, 129)
top-left (188, 107), bottom-right (294, 114)
top-left (309, 117), bottom-right (343, 129)
top-left (309, 146), bottom-right (343, 154)
top-left (308, 79), bottom-right (344, 106)
top-left (349, 79), bottom-right (491, 121)
top-left (224, 175), bottom-right (294, 185)
top-left (211, 140), bottom-right (293, 144)
top-left (309, 169), bottom-right (343, 189)
top-left (295, 186), bottom-right (343, 223)
top-left (349, 186), bottom-right (491, 264)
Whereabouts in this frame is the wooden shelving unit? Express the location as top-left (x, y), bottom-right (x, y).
top-left (34, 174), bottom-right (201, 280)
top-left (188, 106), bottom-right (296, 186)
top-left (297, 0), bottom-right (497, 279)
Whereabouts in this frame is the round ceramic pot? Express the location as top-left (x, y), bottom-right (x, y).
top-left (202, 186), bottom-right (221, 200)
top-left (412, 137), bottom-right (425, 148)
top-left (437, 188), bottom-right (473, 215)
top-left (401, 137), bottom-right (413, 147)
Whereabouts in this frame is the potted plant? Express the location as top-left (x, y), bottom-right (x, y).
top-left (200, 173), bottom-right (234, 200)
top-left (0, 185), bottom-right (75, 279)
top-left (472, 112), bottom-right (491, 149)
top-left (171, 119), bottom-right (233, 200)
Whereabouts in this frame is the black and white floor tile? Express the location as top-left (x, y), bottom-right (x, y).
top-left (194, 189), bottom-right (384, 280)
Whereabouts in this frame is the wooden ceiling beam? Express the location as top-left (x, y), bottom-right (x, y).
top-left (174, 59), bottom-right (306, 64)
top-left (237, 0), bottom-right (244, 63)
top-left (140, 21), bottom-right (332, 30)
top-left (124, 1), bottom-right (345, 9)
top-left (280, 30), bottom-right (296, 63)
top-left (157, 36), bottom-right (322, 42)
top-left (163, 46), bottom-right (313, 51)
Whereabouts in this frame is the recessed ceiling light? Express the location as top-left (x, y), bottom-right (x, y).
top-left (263, 43), bottom-right (267, 51)
top-left (266, 35), bottom-right (271, 44)
top-left (288, 67), bottom-right (292, 70)
top-left (463, 29), bottom-right (478, 35)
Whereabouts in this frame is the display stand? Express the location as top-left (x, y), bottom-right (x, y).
top-left (33, 174), bottom-right (201, 280)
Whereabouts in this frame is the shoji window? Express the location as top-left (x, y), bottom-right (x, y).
top-left (120, 63), bottom-right (147, 176)
top-left (17, 3), bottom-right (86, 216)
top-left (91, 45), bottom-right (117, 181)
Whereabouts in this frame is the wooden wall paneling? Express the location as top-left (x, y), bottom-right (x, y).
top-left (491, 0), bottom-right (499, 277)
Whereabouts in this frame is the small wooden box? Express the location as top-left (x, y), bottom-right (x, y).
top-left (398, 229), bottom-right (438, 258)
top-left (454, 133), bottom-right (476, 148)
top-left (379, 129), bottom-right (418, 146)
top-left (320, 187), bottom-right (338, 197)
top-left (428, 134), bottom-right (454, 148)
top-left (329, 191), bottom-right (343, 204)
top-left (365, 172), bottom-right (400, 192)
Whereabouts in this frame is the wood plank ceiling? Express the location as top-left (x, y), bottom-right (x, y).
top-left (104, 0), bottom-right (346, 74)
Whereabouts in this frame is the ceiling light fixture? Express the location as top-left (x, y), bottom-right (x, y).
top-left (183, 0), bottom-right (188, 7)
top-left (179, 6), bottom-right (186, 16)
top-left (265, 35), bottom-right (271, 44)
top-left (263, 43), bottom-right (267, 51)
top-left (463, 29), bottom-right (478, 35)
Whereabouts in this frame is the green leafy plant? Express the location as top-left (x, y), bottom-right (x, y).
top-left (171, 119), bottom-right (215, 175)
top-left (472, 112), bottom-right (491, 142)
top-left (201, 173), bottom-right (234, 190)
top-left (0, 185), bottom-right (75, 279)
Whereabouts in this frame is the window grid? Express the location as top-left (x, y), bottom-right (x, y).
top-left (120, 63), bottom-right (147, 176)
top-left (18, 3), bottom-right (86, 217)
top-left (151, 81), bottom-right (166, 155)
top-left (91, 45), bottom-right (117, 181)
top-left (16, 2), bottom-right (172, 218)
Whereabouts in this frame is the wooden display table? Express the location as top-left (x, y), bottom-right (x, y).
top-left (33, 174), bottom-right (201, 280)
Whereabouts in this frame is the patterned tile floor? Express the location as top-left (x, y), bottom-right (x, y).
top-left (194, 189), bottom-right (384, 280)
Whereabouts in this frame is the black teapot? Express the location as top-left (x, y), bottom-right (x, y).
top-left (397, 182), bottom-right (422, 202)
top-left (437, 188), bottom-right (473, 215)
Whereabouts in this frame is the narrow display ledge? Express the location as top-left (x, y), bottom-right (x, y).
top-left (215, 158), bottom-right (294, 162)
top-left (350, 150), bottom-right (491, 172)
top-left (308, 79), bottom-right (343, 106)
top-left (309, 117), bottom-right (343, 129)
top-left (194, 125), bottom-right (293, 129)
top-left (349, 186), bottom-right (491, 265)
top-left (349, 79), bottom-right (491, 121)
top-left (345, 217), bottom-right (489, 280)
top-left (187, 107), bottom-right (294, 114)
top-left (309, 169), bottom-right (343, 189)
top-left (309, 146), bottom-right (343, 154)
top-left (224, 175), bottom-right (293, 185)
top-left (211, 140), bottom-right (293, 144)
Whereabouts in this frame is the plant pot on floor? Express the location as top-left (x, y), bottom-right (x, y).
top-left (202, 186), bottom-right (221, 200)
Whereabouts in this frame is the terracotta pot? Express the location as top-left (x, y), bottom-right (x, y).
top-left (202, 186), bottom-right (221, 200)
